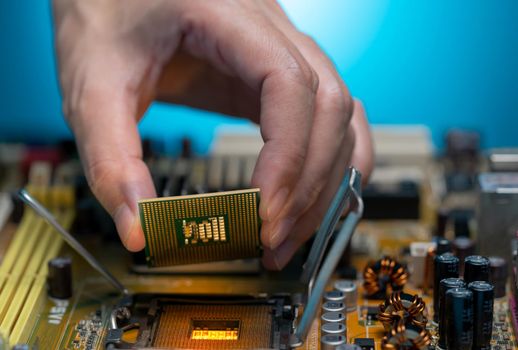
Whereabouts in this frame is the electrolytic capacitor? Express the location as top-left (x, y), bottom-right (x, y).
top-left (453, 237), bottom-right (475, 253)
top-left (464, 255), bottom-right (490, 284)
top-left (334, 280), bottom-right (358, 312)
top-left (321, 322), bottom-right (347, 337)
top-left (445, 287), bottom-right (474, 350)
top-left (435, 208), bottom-right (449, 237)
top-left (321, 311), bottom-right (346, 324)
top-left (452, 237), bottom-right (476, 274)
top-left (436, 238), bottom-right (452, 255)
top-left (47, 257), bottom-right (72, 299)
top-left (322, 301), bottom-right (346, 313)
top-left (468, 281), bottom-right (494, 350)
top-left (336, 345), bottom-right (361, 350)
top-left (433, 253), bottom-right (459, 322)
top-left (438, 277), bottom-right (466, 349)
top-left (488, 256), bottom-right (508, 298)
top-left (453, 211), bottom-right (471, 238)
top-left (321, 334), bottom-right (346, 350)
top-left (324, 290), bottom-right (346, 303)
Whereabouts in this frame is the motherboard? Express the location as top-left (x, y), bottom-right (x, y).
top-left (0, 128), bottom-right (517, 350)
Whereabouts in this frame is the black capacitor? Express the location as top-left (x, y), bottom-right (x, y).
top-left (453, 210), bottom-right (471, 238)
top-left (438, 278), bottom-right (465, 349)
top-left (47, 257), bottom-right (72, 299)
top-left (433, 253), bottom-right (459, 322)
top-left (488, 256), bottom-right (508, 298)
top-left (436, 238), bottom-right (452, 255)
top-left (436, 208), bottom-right (449, 237)
top-left (468, 281), bottom-right (494, 350)
top-left (445, 287), bottom-right (474, 350)
top-left (452, 237), bottom-right (476, 274)
top-left (464, 255), bottom-right (490, 284)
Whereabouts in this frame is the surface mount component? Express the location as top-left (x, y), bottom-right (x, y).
top-left (354, 337), bottom-right (375, 350)
top-left (138, 188), bottom-right (261, 266)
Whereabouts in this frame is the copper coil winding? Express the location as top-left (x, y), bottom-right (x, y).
top-left (378, 291), bottom-right (428, 332)
top-left (363, 257), bottom-right (409, 298)
top-left (381, 322), bottom-right (432, 350)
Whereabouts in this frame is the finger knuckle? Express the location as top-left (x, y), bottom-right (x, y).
top-left (319, 80), bottom-right (346, 112)
top-left (298, 182), bottom-right (324, 212)
top-left (343, 93), bottom-right (354, 122)
top-left (345, 125), bottom-right (356, 149)
top-left (265, 147), bottom-right (307, 180)
top-left (283, 56), bottom-right (319, 94)
top-left (282, 149), bottom-right (307, 171)
top-left (301, 33), bottom-right (319, 48)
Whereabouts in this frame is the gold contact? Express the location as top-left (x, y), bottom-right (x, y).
top-left (139, 189), bottom-right (261, 267)
top-left (154, 304), bottom-right (271, 349)
top-left (191, 330), bottom-right (239, 340)
top-left (183, 216), bottom-right (227, 245)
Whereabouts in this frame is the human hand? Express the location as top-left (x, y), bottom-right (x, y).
top-left (52, 0), bottom-right (373, 268)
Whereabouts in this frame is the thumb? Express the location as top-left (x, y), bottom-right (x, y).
top-left (65, 76), bottom-right (156, 252)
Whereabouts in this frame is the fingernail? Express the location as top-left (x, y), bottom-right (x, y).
top-left (269, 217), bottom-right (295, 249)
top-left (272, 253), bottom-right (284, 270)
top-left (113, 203), bottom-right (142, 251)
top-left (261, 248), bottom-right (282, 270)
top-left (262, 244), bottom-right (292, 270)
top-left (264, 187), bottom-right (289, 221)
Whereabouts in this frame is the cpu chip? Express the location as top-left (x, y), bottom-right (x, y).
top-left (138, 189), bottom-right (261, 266)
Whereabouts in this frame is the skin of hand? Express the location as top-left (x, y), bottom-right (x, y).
top-left (52, 0), bottom-right (374, 269)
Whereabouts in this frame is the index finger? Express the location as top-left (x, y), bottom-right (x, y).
top-left (182, 3), bottom-right (319, 222)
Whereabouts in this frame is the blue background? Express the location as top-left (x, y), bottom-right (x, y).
top-left (1, 1), bottom-right (517, 154)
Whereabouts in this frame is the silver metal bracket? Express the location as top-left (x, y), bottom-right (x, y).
top-left (291, 167), bottom-right (363, 347)
top-left (18, 189), bottom-right (129, 295)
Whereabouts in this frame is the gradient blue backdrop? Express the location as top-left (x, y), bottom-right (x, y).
top-left (1, 1), bottom-right (517, 154)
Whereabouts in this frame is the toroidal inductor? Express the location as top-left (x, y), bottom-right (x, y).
top-left (377, 291), bottom-right (428, 332)
top-left (380, 322), bottom-right (432, 350)
top-left (363, 257), bottom-right (409, 299)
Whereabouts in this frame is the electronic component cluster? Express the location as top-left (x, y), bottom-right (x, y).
top-left (1, 129), bottom-right (518, 349)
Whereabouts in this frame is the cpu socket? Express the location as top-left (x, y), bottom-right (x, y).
top-left (104, 293), bottom-right (296, 349)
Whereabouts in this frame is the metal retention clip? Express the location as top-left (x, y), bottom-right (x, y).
top-left (291, 167), bottom-right (363, 347)
top-left (18, 189), bottom-right (129, 295)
